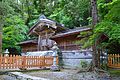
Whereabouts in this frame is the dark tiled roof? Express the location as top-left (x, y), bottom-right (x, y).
top-left (19, 27), bottom-right (91, 45)
top-left (51, 27), bottom-right (91, 38)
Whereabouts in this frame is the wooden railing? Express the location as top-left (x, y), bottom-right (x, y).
top-left (0, 55), bottom-right (58, 69)
top-left (108, 54), bottom-right (120, 68)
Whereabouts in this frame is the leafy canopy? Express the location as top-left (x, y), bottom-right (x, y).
top-left (81, 0), bottom-right (120, 53)
top-left (3, 14), bottom-right (28, 49)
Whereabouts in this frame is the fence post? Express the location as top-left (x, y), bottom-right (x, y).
top-left (118, 54), bottom-right (120, 67)
top-left (55, 56), bottom-right (58, 66)
top-left (0, 54), bottom-right (2, 69)
top-left (21, 56), bottom-right (27, 70)
top-left (43, 56), bottom-right (45, 67)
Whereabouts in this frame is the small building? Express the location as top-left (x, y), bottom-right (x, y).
top-left (18, 15), bottom-right (91, 53)
top-left (18, 39), bottom-right (37, 53)
top-left (51, 27), bottom-right (91, 51)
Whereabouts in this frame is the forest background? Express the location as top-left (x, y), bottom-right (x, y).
top-left (0, 0), bottom-right (120, 54)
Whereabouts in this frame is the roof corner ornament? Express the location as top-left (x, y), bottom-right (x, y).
top-left (61, 24), bottom-right (64, 27)
top-left (39, 14), bottom-right (46, 20)
top-left (46, 24), bottom-right (50, 28)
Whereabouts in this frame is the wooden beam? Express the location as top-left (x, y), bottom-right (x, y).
top-left (33, 29), bottom-right (39, 35)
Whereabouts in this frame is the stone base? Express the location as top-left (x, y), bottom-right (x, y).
top-left (50, 65), bottom-right (60, 71)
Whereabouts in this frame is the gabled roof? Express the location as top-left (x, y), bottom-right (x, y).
top-left (28, 15), bottom-right (67, 35)
top-left (18, 27), bottom-right (91, 45)
top-left (51, 27), bottom-right (91, 39)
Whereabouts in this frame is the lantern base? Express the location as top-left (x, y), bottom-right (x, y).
top-left (50, 65), bottom-right (60, 71)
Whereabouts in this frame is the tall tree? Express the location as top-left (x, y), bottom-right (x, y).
top-left (90, 0), bottom-right (120, 68)
top-left (3, 15), bottom-right (28, 50)
top-left (0, 1), bottom-right (5, 53)
top-left (91, 0), bottom-right (99, 68)
top-left (2, 0), bottom-right (29, 51)
top-left (0, 0), bottom-right (13, 53)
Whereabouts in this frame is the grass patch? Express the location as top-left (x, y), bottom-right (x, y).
top-left (108, 69), bottom-right (120, 77)
top-left (23, 69), bottom-right (50, 73)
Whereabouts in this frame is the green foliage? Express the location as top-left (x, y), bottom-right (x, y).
top-left (94, 20), bottom-right (120, 53)
top-left (80, 0), bottom-right (120, 53)
top-left (3, 15), bottom-right (28, 50)
top-left (109, 69), bottom-right (120, 77)
top-left (1, 0), bottom-right (120, 54)
top-left (48, 0), bottom-right (90, 28)
top-left (104, 0), bottom-right (120, 23)
top-left (0, 0), bottom-right (14, 30)
top-left (49, 10), bottom-right (73, 28)
top-left (0, 0), bottom-right (14, 16)
top-left (95, 0), bottom-right (120, 50)
top-left (80, 60), bottom-right (88, 68)
top-left (1, 0), bottom-right (90, 52)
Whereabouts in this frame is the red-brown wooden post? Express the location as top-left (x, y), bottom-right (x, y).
top-left (9, 55), bottom-right (12, 69)
top-left (21, 56), bottom-right (26, 70)
top-left (43, 56), bottom-right (45, 67)
top-left (118, 54), bottom-right (120, 67)
top-left (56, 56), bottom-right (58, 65)
top-left (3, 55), bottom-right (5, 69)
top-left (0, 54), bottom-right (2, 69)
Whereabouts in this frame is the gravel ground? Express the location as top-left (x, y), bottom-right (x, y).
top-left (0, 75), bottom-right (17, 80)
top-left (111, 76), bottom-right (120, 80)
top-left (24, 69), bottom-right (100, 80)
top-left (0, 69), bottom-right (119, 80)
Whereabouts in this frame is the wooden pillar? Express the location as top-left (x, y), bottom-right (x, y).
top-left (38, 35), bottom-right (42, 51)
top-left (46, 31), bottom-right (48, 48)
top-left (64, 40), bottom-right (66, 50)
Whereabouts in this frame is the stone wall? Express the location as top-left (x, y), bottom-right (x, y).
top-left (61, 50), bottom-right (92, 69)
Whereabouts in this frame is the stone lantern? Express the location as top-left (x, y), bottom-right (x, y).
top-left (50, 42), bottom-right (60, 71)
top-left (4, 49), bottom-right (9, 56)
top-left (4, 49), bottom-right (9, 63)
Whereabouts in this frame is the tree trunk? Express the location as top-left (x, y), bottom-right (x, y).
top-left (91, 0), bottom-right (100, 68)
top-left (91, 0), bottom-right (98, 26)
top-left (0, 16), bottom-right (3, 54)
top-left (25, 0), bottom-right (31, 25)
top-left (0, 32), bottom-right (2, 53)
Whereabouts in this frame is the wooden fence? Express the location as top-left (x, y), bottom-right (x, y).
top-left (108, 54), bottom-right (120, 68)
top-left (0, 55), bottom-right (58, 69)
